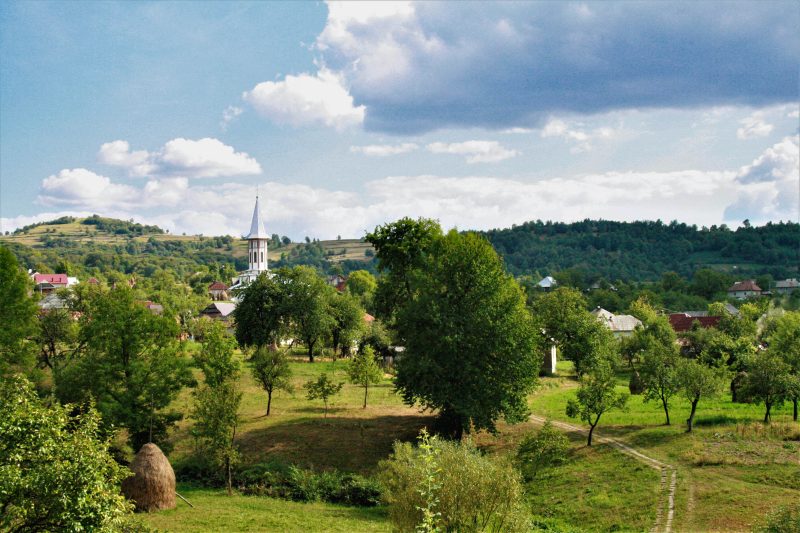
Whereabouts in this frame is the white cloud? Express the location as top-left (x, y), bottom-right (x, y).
top-left (243, 68), bottom-right (365, 130)
top-left (220, 105), bottom-right (243, 131)
top-left (38, 168), bottom-right (139, 210)
top-left (736, 112), bottom-right (774, 139)
top-left (426, 141), bottom-right (519, 163)
top-left (788, 109), bottom-right (800, 119)
top-left (349, 143), bottom-right (418, 156)
top-left (541, 118), bottom-right (615, 153)
top-left (725, 136), bottom-right (799, 222)
top-left (96, 138), bottom-right (261, 178)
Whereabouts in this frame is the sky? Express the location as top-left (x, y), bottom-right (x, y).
top-left (1, 1), bottom-right (798, 240)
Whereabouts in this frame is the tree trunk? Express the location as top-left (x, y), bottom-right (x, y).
top-left (764, 401), bottom-right (772, 423)
top-left (308, 339), bottom-right (315, 363)
top-left (587, 414), bottom-right (601, 446)
top-left (323, 398), bottom-right (328, 418)
top-left (794, 398), bottom-right (798, 422)
top-left (267, 390), bottom-right (273, 416)
top-left (363, 383), bottom-right (368, 409)
top-left (687, 398), bottom-right (699, 433)
top-left (662, 396), bottom-right (671, 425)
top-left (226, 456), bottom-right (232, 496)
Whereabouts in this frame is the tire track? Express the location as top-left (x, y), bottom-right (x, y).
top-left (529, 415), bottom-right (677, 533)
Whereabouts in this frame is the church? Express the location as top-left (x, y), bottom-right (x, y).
top-left (229, 196), bottom-right (270, 291)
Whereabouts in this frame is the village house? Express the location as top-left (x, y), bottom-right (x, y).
top-left (537, 276), bottom-right (557, 290)
top-left (727, 280), bottom-right (762, 299)
top-left (668, 313), bottom-right (721, 333)
top-left (32, 273), bottom-right (70, 294)
top-left (591, 307), bottom-right (642, 338)
top-left (200, 301), bottom-right (236, 321)
top-left (208, 281), bottom-right (229, 301)
top-left (774, 278), bottom-right (799, 295)
top-left (327, 274), bottom-right (347, 292)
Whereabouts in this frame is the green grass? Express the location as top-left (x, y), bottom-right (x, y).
top-left (141, 484), bottom-right (390, 532)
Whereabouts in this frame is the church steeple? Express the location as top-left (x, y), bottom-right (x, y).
top-left (246, 196), bottom-right (268, 273)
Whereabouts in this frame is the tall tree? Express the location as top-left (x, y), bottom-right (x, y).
top-left (0, 246), bottom-right (38, 380)
top-left (251, 346), bottom-right (293, 416)
top-left (35, 306), bottom-right (79, 371)
top-left (677, 358), bottom-right (726, 432)
top-left (233, 272), bottom-right (288, 349)
top-left (55, 286), bottom-right (193, 451)
top-left (191, 380), bottom-right (241, 495)
top-left (345, 269), bottom-right (377, 312)
top-left (764, 311), bottom-right (800, 421)
top-left (347, 345), bottom-right (383, 408)
top-left (395, 230), bottom-right (541, 439)
top-left (281, 266), bottom-right (335, 362)
top-left (195, 320), bottom-right (239, 388)
top-left (329, 292), bottom-right (365, 356)
top-left (566, 358), bottom-right (628, 446)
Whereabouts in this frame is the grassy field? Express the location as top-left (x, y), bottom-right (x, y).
top-left (139, 354), bottom-right (799, 532)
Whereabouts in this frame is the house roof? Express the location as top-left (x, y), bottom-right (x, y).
top-left (246, 196), bottom-right (269, 239)
top-left (669, 313), bottom-right (721, 332)
top-left (775, 278), bottom-right (799, 289)
top-left (537, 276), bottom-right (556, 288)
top-left (728, 280), bottom-right (761, 292)
top-left (38, 293), bottom-right (68, 310)
top-left (209, 281), bottom-right (229, 291)
top-left (33, 273), bottom-right (68, 285)
top-left (591, 307), bottom-right (615, 321)
top-left (363, 313), bottom-right (375, 323)
top-left (609, 314), bottom-right (642, 332)
top-left (202, 302), bottom-right (237, 317)
top-left (87, 277), bottom-right (100, 284)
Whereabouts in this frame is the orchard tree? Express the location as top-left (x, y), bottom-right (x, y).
top-left (764, 311), bottom-right (800, 421)
top-left (0, 246), bottom-right (38, 379)
top-left (677, 358), bottom-right (726, 432)
top-left (345, 269), bottom-right (377, 311)
top-left (741, 353), bottom-right (793, 423)
top-left (566, 358), bottom-right (628, 446)
top-left (281, 267), bottom-right (335, 362)
top-left (195, 320), bottom-right (239, 388)
top-left (55, 286), bottom-right (194, 451)
top-left (251, 346), bottom-right (293, 416)
top-left (329, 292), bottom-right (365, 356)
top-left (0, 376), bottom-right (134, 531)
top-left (347, 345), bottom-right (383, 408)
top-left (305, 373), bottom-right (343, 418)
top-left (395, 230), bottom-right (541, 439)
top-left (233, 272), bottom-right (288, 349)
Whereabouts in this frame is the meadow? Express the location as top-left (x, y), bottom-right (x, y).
top-left (142, 354), bottom-right (799, 532)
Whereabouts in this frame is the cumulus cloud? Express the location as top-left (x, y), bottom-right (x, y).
top-left (426, 141), bottom-right (519, 163)
top-left (220, 105), bottom-right (243, 131)
top-left (540, 119), bottom-right (615, 153)
top-left (309, 2), bottom-right (799, 133)
top-left (736, 112), bottom-right (774, 139)
top-left (350, 143), bottom-right (418, 156)
top-left (38, 168), bottom-right (139, 210)
top-left (725, 136), bottom-right (800, 222)
top-left (97, 137), bottom-right (261, 178)
top-left (243, 68), bottom-right (365, 129)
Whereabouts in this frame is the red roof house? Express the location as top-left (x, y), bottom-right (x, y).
top-left (669, 313), bottom-right (721, 333)
top-left (727, 280), bottom-right (762, 299)
top-left (33, 273), bottom-right (68, 286)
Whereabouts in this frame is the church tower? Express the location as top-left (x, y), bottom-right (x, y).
top-left (246, 196), bottom-right (269, 274)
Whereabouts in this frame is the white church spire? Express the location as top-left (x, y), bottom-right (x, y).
top-left (246, 195), bottom-right (268, 239)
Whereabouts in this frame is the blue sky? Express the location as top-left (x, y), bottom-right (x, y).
top-left (1, 1), bottom-right (798, 239)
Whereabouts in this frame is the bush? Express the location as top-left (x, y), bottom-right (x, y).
top-left (378, 431), bottom-right (530, 533)
top-left (516, 421), bottom-right (570, 481)
top-left (753, 503), bottom-right (800, 533)
top-left (629, 370), bottom-right (644, 395)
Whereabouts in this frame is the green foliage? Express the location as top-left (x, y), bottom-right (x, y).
top-left (81, 214), bottom-right (165, 235)
top-left (566, 359), bottom-right (629, 446)
top-left (742, 353), bottom-right (794, 423)
top-left (752, 503), bottom-right (800, 533)
top-left (280, 266), bottom-right (336, 361)
top-left (0, 376), bottom-right (134, 532)
top-left (34, 306), bottom-right (78, 371)
top-left (346, 269), bottom-right (377, 311)
top-left (0, 246), bottom-right (38, 380)
top-left (378, 431), bottom-right (530, 533)
top-left (195, 320), bottom-right (239, 387)
top-left (251, 346), bottom-right (294, 415)
top-left (677, 358), bottom-right (727, 432)
top-left (516, 421), bottom-right (570, 481)
top-left (395, 230), bottom-right (541, 438)
top-left (233, 272), bottom-right (288, 348)
top-left (304, 373), bottom-right (344, 417)
top-left (329, 292), bottom-right (366, 356)
top-left (55, 286), bottom-right (194, 451)
top-left (347, 345), bottom-right (383, 408)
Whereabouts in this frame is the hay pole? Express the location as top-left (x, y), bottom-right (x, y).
top-left (175, 492), bottom-right (195, 508)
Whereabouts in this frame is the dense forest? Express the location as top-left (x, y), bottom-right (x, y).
top-left (483, 219), bottom-right (799, 281)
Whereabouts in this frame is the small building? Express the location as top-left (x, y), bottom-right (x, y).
top-left (591, 307), bottom-right (642, 337)
top-left (727, 280), bottom-right (762, 299)
top-left (38, 292), bottom-right (69, 311)
top-left (668, 313), bottom-right (721, 333)
top-left (34, 282), bottom-right (57, 295)
top-left (200, 302), bottom-right (236, 321)
top-left (327, 274), bottom-right (347, 292)
top-left (208, 281), bottom-right (229, 301)
top-left (537, 276), bottom-right (557, 290)
top-left (140, 301), bottom-right (164, 315)
top-left (33, 273), bottom-right (68, 288)
top-left (774, 278), bottom-right (800, 295)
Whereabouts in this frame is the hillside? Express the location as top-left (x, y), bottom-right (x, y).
top-left (2, 216), bottom-right (797, 282)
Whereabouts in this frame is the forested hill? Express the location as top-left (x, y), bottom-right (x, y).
top-left (483, 219), bottom-right (799, 281)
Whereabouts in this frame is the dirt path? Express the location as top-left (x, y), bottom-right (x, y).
top-left (529, 415), bottom-right (678, 533)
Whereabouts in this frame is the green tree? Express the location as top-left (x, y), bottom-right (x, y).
top-left (566, 358), bottom-right (628, 446)
top-left (35, 306), bottom-right (79, 371)
top-left (676, 358), bottom-right (726, 432)
top-left (191, 379), bottom-right (241, 495)
top-left (690, 268), bottom-right (732, 300)
top-left (347, 345), bottom-right (383, 408)
top-left (329, 292), bottom-right (365, 356)
top-left (0, 376), bottom-right (134, 532)
top-left (304, 373), bottom-right (343, 418)
top-left (281, 266), bottom-right (335, 362)
top-left (251, 346), bottom-right (294, 416)
top-left (195, 320), bottom-right (238, 388)
top-left (516, 421), bottom-right (570, 480)
top-left (346, 269), bottom-right (377, 311)
top-left (55, 286), bottom-right (193, 451)
top-left (233, 272), bottom-right (288, 349)
top-left (741, 353), bottom-right (793, 423)
top-left (396, 230), bottom-right (541, 439)
top-left (0, 246), bottom-right (38, 380)
top-left (764, 311), bottom-right (800, 421)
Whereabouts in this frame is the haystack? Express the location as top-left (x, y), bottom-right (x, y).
top-left (122, 443), bottom-right (176, 512)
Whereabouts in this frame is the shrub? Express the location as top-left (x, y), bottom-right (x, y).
top-left (753, 503), bottom-right (800, 533)
top-left (378, 432), bottom-right (530, 533)
top-left (629, 370), bottom-right (644, 395)
top-left (516, 421), bottom-right (570, 481)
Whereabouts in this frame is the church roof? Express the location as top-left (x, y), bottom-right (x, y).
top-left (246, 196), bottom-right (269, 239)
